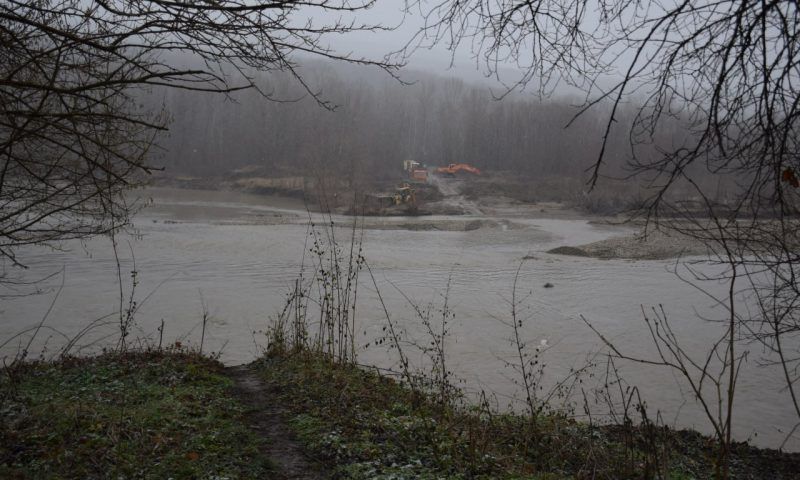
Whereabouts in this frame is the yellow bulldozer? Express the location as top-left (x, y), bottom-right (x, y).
top-left (393, 183), bottom-right (416, 206)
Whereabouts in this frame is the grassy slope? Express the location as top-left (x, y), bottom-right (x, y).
top-left (255, 352), bottom-right (800, 480)
top-left (0, 351), bottom-right (273, 479)
top-left (4, 350), bottom-right (798, 479)
top-left (255, 353), bottom-right (622, 480)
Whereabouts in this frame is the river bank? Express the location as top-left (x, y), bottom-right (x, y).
top-left (140, 185), bottom-right (708, 260)
top-left (148, 171), bottom-right (595, 219)
top-left (0, 351), bottom-right (274, 479)
top-left (7, 187), bottom-right (796, 451)
top-left (547, 227), bottom-right (712, 260)
top-left (3, 350), bottom-right (798, 479)
top-left (257, 351), bottom-right (800, 479)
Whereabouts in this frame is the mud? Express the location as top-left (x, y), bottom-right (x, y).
top-left (548, 228), bottom-right (711, 260)
top-left (357, 217), bottom-right (521, 232)
top-left (427, 174), bottom-right (590, 219)
top-left (150, 170), bottom-right (592, 221)
top-left (426, 174), bottom-right (483, 215)
top-left (142, 187), bottom-right (529, 232)
top-left (227, 365), bottom-right (328, 480)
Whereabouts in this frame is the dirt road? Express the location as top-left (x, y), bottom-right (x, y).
top-left (427, 173), bottom-right (483, 215)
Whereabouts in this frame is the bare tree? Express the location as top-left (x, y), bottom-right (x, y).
top-left (403, 0), bottom-right (799, 209)
top-left (0, 0), bottom-right (399, 268)
top-left (404, 0), bottom-right (800, 472)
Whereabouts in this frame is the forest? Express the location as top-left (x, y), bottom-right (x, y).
top-left (152, 60), bottom-right (707, 208)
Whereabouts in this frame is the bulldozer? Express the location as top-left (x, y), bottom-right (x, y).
top-left (435, 163), bottom-right (481, 176)
top-left (393, 183), bottom-right (416, 206)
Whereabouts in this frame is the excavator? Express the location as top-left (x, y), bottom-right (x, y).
top-left (435, 163), bottom-right (482, 176)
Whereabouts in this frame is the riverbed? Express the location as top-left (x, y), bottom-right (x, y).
top-left (2, 187), bottom-right (797, 451)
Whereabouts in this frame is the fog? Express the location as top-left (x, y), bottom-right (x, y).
top-left (3, 1), bottom-right (799, 474)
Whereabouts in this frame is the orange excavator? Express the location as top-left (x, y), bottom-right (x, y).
top-left (435, 163), bottom-right (482, 176)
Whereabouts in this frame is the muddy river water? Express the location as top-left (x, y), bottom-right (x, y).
top-left (2, 188), bottom-right (797, 451)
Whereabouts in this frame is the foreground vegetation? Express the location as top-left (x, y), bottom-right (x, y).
top-left (3, 346), bottom-right (799, 479)
top-left (0, 350), bottom-right (273, 479)
top-left (256, 350), bottom-right (800, 480)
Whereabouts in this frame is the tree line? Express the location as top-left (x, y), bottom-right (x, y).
top-left (152, 61), bottom-right (693, 189)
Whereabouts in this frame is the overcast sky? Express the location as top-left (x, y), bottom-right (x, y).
top-left (302, 1), bottom-right (606, 99)
top-left (304, 2), bottom-right (512, 87)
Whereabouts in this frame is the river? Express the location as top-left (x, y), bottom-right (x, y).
top-left (1, 187), bottom-right (797, 451)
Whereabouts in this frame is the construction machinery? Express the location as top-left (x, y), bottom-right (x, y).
top-left (410, 169), bottom-right (428, 182)
top-left (403, 160), bottom-right (429, 182)
top-left (360, 181), bottom-right (422, 216)
top-left (393, 183), bottom-right (417, 206)
top-left (435, 163), bottom-right (481, 176)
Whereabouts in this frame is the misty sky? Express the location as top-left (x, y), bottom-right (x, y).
top-left (304, 2), bottom-right (518, 87)
top-left (303, 1), bottom-right (614, 98)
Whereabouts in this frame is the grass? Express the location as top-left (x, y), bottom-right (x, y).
top-left (259, 353), bottom-right (493, 479)
top-left (255, 351), bottom-right (800, 480)
top-left (3, 347), bottom-right (797, 479)
top-left (0, 350), bottom-right (274, 479)
top-left (254, 352), bottom-right (657, 479)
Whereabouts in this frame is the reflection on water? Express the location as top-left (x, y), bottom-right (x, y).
top-left (2, 188), bottom-right (796, 450)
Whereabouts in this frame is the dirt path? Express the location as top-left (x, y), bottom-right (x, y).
top-left (427, 174), bottom-right (483, 215)
top-left (226, 365), bottom-right (328, 480)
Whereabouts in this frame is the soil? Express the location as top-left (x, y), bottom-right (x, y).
top-left (669, 428), bottom-right (800, 479)
top-left (548, 227), bottom-right (711, 260)
top-left (150, 169), bottom-right (595, 219)
top-left (226, 365), bottom-right (328, 479)
top-left (357, 217), bottom-right (522, 232)
top-left (426, 174), bottom-right (483, 215)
